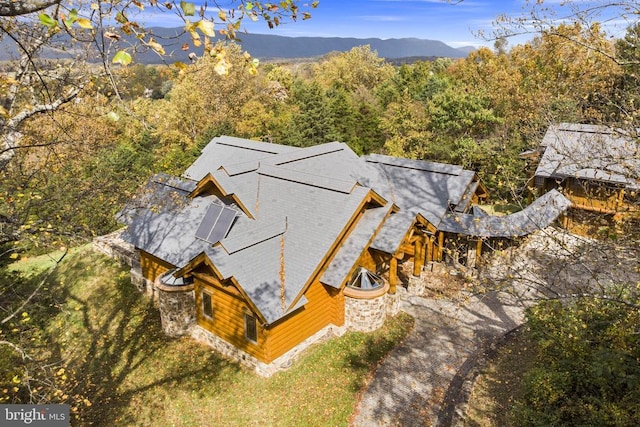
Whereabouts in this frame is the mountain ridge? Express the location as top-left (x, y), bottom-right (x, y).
top-left (0, 28), bottom-right (474, 64)
top-left (147, 29), bottom-right (473, 62)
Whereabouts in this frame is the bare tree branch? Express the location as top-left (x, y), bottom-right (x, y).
top-left (0, 0), bottom-right (61, 17)
top-left (7, 86), bottom-right (82, 129)
top-left (1, 247), bottom-right (68, 325)
top-left (0, 340), bottom-right (31, 360)
top-left (0, 86), bottom-right (82, 167)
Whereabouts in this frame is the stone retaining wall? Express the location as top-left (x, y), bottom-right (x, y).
top-left (130, 266), bottom-right (159, 303)
top-left (92, 229), bottom-right (137, 268)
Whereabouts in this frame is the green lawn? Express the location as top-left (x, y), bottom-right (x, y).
top-left (9, 247), bottom-right (413, 426)
top-left (6, 245), bottom-right (88, 276)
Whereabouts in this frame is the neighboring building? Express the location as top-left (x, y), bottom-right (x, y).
top-left (533, 124), bottom-right (640, 225)
top-left (117, 136), bottom-right (569, 375)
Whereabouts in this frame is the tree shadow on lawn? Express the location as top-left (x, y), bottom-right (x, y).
top-left (45, 252), bottom-right (240, 425)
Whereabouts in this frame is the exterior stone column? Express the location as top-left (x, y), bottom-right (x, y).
top-left (467, 242), bottom-right (477, 269)
top-left (343, 282), bottom-right (391, 332)
top-left (155, 279), bottom-right (196, 337)
top-left (385, 291), bottom-right (400, 316)
top-left (407, 272), bottom-right (426, 295)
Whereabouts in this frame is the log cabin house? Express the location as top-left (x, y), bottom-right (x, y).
top-left (118, 136), bottom-right (569, 375)
top-left (532, 123), bottom-right (640, 232)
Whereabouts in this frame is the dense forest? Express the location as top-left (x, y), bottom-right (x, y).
top-left (3, 22), bottom-right (636, 252)
top-left (2, 1), bottom-right (640, 423)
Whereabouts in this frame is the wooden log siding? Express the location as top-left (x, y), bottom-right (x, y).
top-left (192, 263), bottom-right (345, 364)
top-left (357, 249), bottom-right (378, 273)
top-left (194, 274), bottom-right (266, 361)
top-left (140, 250), bottom-right (175, 282)
top-left (249, 279), bottom-right (343, 363)
top-left (566, 189), bottom-right (625, 213)
top-left (541, 178), bottom-right (632, 215)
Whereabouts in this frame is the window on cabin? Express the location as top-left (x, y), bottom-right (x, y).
top-left (201, 290), bottom-right (213, 320)
top-left (245, 314), bottom-right (258, 343)
top-left (534, 176), bottom-right (545, 188)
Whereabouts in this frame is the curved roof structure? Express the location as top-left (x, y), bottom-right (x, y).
top-left (438, 189), bottom-right (571, 238)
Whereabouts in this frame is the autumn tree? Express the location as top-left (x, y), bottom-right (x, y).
top-left (0, 0), bottom-right (317, 164)
top-left (0, 0), bottom-right (317, 406)
top-left (308, 46), bottom-right (391, 152)
top-left (314, 45), bottom-right (395, 92)
top-left (467, 4), bottom-right (640, 423)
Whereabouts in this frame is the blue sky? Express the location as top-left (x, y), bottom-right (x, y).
top-left (242, 0), bottom-right (511, 47)
top-left (139, 1), bottom-right (636, 48)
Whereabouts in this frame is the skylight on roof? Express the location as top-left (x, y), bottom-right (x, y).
top-left (195, 203), bottom-right (237, 244)
top-left (347, 267), bottom-right (384, 291)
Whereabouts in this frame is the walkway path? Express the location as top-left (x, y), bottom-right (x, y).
top-left (352, 227), bottom-right (639, 426)
top-left (352, 288), bottom-right (526, 427)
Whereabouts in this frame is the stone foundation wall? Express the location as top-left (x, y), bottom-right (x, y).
top-left (345, 293), bottom-right (388, 332)
top-left (130, 266), bottom-right (158, 303)
top-left (191, 323), bottom-right (346, 377)
top-left (93, 229), bottom-right (137, 268)
top-left (157, 288), bottom-right (195, 337)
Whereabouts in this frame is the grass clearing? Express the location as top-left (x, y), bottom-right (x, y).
top-left (10, 246), bottom-right (413, 426)
top-left (6, 244), bottom-right (89, 276)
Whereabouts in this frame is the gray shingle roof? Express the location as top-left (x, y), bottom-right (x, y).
top-left (535, 123), bottom-right (640, 190)
top-left (119, 177), bottom-right (232, 268)
top-left (199, 169), bottom-right (371, 323)
top-left (364, 154), bottom-right (477, 227)
top-left (438, 189), bottom-right (571, 237)
top-left (365, 153), bottom-right (463, 176)
top-left (183, 135), bottom-right (298, 181)
top-left (122, 136), bottom-right (556, 326)
top-left (220, 219), bottom-right (286, 255)
top-left (320, 203), bottom-right (393, 288)
top-left (123, 160), bottom-right (372, 324)
top-left (369, 212), bottom-right (415, 254)
top-left (257, 163), bottom-right (357, 194)
top-left (152, 172), bottom-right (198, 193)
